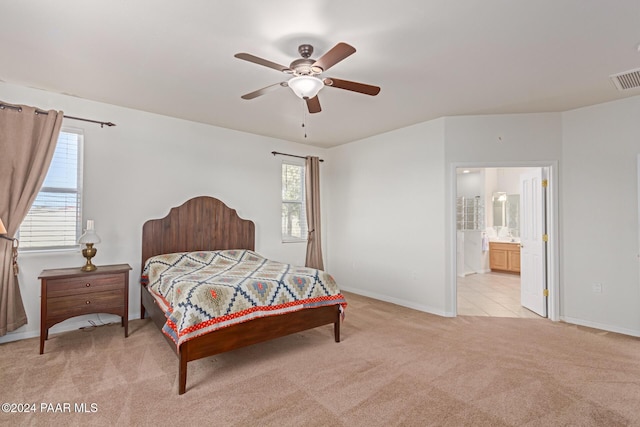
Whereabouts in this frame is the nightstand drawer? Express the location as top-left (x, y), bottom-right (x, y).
top-left (47, 290), bottom-right (124, 317)
top-left (46, 274), bottom-right (124, 298)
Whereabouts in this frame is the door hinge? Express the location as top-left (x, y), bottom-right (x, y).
top-left (542, 179), bottom-right (548, 188)
top-left (543, 289), bottom-right (549, 297)
top-left (542, 234), bottom-right (548, 242)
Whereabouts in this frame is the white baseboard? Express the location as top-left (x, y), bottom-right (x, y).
top-left (561, 316), bottom-right (640, 338)
top-left (0, 313), bottom-right (130, 345)
top-left (340, 286), bottom-right (454, 317)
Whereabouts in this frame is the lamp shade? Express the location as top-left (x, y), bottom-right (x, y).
top-left (0, 218), bottom-right (6, 235)
top-left (78, 229), bottom-right (101, 245)
top-left (288, 76), bottom-right (324, 99)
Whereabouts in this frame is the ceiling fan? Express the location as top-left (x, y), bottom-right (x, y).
top-left (234, 42), bottom-right (380, 113)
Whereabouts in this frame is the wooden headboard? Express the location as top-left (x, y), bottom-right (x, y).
top-left (141, 196), bottom-right (255, 268)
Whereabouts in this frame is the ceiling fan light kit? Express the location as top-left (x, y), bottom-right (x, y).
top-left (288, 76), bottom-right (324, 99)
top-left (234, 42), bottom-right (380, 114)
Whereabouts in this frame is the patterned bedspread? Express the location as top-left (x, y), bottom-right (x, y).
top-left (141, 250), bottom-right (347, 348)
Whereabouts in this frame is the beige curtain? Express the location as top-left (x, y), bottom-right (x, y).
top-left (305, 156), bottom-right (324, 270)
top-left (0, 102), bottom-right (63, 336)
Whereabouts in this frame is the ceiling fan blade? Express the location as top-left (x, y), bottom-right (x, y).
top-left (241, 82), bottom-right (287, 100)
top-left (234, 53), bottom-right (291, 73)
top-left (323, 77), bottom-right (381, 96)
top-left (312, 42), bottom-right (356, 72)
top-left (306, 96), bottom-right (321, 114)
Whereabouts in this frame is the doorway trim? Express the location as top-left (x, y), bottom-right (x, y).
top-left (448, 160), bottom-right (560, 321)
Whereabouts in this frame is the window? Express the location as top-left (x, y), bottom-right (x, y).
top-left (281, 161), bottom-right (307, 242)
top-left (19, 129), bottom-right (83, 250)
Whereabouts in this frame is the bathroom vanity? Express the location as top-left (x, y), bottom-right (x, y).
top-left (489, 241), bottom-right (521, 274)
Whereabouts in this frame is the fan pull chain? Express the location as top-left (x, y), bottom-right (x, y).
top-left (301, 100), bottom-right (307, 138)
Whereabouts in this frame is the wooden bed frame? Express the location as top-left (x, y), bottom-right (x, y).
top-left (140, 196), bottom-right (341, 394)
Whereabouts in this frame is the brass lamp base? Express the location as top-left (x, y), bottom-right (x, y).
top-left (81, 243), bottom-right (98, 272)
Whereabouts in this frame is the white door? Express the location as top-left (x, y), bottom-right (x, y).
top-left (519, 169), bottom-right (547, 317)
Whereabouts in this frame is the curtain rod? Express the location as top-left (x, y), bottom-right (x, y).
top-left (271, 151), bottom-right (324, 162)
top-left (0, 103), bottom-right (116, 128)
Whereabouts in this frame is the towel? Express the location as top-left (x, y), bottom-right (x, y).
top-left (481, 233), bottom-right (489, 252)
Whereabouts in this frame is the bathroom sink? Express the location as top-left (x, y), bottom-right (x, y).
top-left (490, 237), bottom-right (520, 243)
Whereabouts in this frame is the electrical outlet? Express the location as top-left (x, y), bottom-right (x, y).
top-left (592, 283), bottom-right (602, 293)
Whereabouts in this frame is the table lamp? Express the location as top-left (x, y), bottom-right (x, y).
top-left (78, 220), bottom-right (101, 272)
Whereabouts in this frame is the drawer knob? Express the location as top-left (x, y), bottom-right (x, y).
top-left (85, 283), bottom-right (91, 287)
top-left (85, 300), bottom-right (91, 305)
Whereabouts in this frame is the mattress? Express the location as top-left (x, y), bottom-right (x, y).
top-left (141, 249), bottom-right (347, 347)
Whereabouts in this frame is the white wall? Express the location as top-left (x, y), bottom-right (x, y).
top-left (0, 82), bottom-right (327, 343)
top-left (328, 105), bottom-right (640, 336)
top-left (326, 119), bottom-right (448, 314)
top-left (561, 96), bottom-right (640, 335)
top-left (444, 114), bottom-right (563, 163)
top-left (457, 171), bottom-right (483, 198)
top-left (3, 81), bottom-right (640, 342)
top-left (326, 112), bottom-right (564, 317)
top-left (494, 167), bottom-right (538, 195)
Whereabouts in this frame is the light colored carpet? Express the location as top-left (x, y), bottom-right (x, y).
top-left (1, 291), bottom-right (639, 426)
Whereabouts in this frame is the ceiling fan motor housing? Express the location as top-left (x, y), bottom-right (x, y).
top-left (290, 44), bottom-right (325, 75)
top-left (298, 44), bottom-right (314, 58)
top-left (290, 58), bottom-right (320, 76)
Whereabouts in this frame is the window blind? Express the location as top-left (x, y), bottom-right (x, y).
top-left (281, 161), bottom-right (308, 242)
top-left (19, 130), bottom-right (83, 250)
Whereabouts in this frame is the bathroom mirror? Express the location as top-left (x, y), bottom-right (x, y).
top-left (492, 192), bottom-right (520, 236)
top-left (492, 192), bottom-right (507, 227)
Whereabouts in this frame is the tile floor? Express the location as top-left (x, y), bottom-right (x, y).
top-left (457, 272), bottom-right (542, 318)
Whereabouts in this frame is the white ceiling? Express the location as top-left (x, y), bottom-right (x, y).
top-left (1, 1), bottom-right (639, 148)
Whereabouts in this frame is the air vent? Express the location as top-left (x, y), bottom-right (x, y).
top-left (610, 68), bottom-right (640, 91)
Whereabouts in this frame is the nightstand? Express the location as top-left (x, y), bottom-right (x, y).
top-left (38, 263), bottom-right (132, 354)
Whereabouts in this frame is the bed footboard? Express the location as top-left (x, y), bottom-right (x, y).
top-left (177, 303), bottom-right (341, 394)
top-left (141, 272), bottom-right (342, 394)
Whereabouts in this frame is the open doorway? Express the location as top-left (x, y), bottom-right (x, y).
top-left (453, 165), bottom-right (557, 319)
